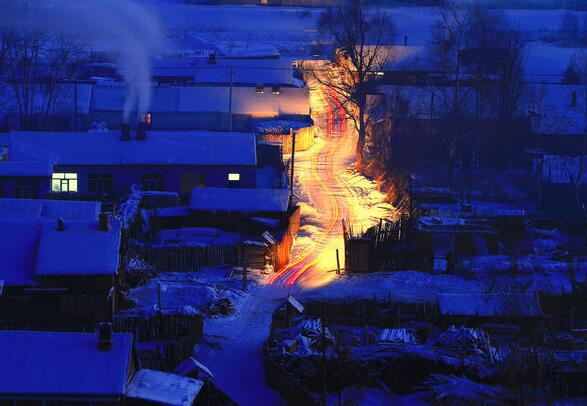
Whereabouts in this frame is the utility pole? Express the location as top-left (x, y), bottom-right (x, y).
top-left (242, 244), bottom-right (248, 291)
top-left (228, 67), bottom-right (234, 132)
top-left (321, 307), bottom-right (327, 406)
top-left (289, 128), bottom-right (296, 208)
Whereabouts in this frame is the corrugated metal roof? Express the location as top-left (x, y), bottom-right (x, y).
top-left (0, 331), bottom-right (132, 397)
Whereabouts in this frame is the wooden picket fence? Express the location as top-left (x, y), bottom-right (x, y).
top-left (126, 240), bottom-right (237, 273)
top-left (112, 313), bottom-right (203, 342)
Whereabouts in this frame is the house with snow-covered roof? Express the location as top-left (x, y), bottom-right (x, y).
top-left (0, 329), bottom-right (136, 404)
top-left (6, 129), bottom-right (265, 200)
top-left (0, 329), bottom-right (205, 405)
top-left (0, 207), bottom-right (121, 322)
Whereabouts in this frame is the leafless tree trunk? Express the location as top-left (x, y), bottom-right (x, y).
top-left (1, 30), bottom-right (83, 130)
top-left (303, 0), bottom-right (395, 172)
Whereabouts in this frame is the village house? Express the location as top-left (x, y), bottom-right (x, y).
top-left (0, 198), bottom-right (121, 323)
top-left (3, 129), bottom-right (276, 200)
top-left (0, 328), bottom-right (204, 405)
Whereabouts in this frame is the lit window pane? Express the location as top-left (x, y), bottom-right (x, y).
top-left (52, 180), bottom-right (61, 192)
top-left (51, 173), bottom-right (78, 193)
top-left (228, 173), bottom-right (240, 181)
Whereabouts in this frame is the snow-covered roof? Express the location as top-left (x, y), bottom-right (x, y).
top-left (126, 369), bottom-right (203, 406)
top-left (0, 217), bottom-right (121, 285)
top-left (91, 85), bottom-right (310, 117)
top-left (0, 331), bottom-right (132, 397)
top-left (190, 187), bottom-right (290, 213)
top-left (0, 161), bottom-right (53, 177)
top-left (153, 57), bottom-right (295, 85)
top-left (0, 220), bottom-right (41, 286)
top-left (35, 219), bottom-right (121, 276)
top-left (437, 293), bottom-right (543, 317)
top-left (218, 43), bottom-right (281, 59)
top-left (9, 131), bottom-right (257, 167)
top-left (0, 198), bottom-right (101, 222)
top-left (542, 154), bottom-right (587, 184)
top-left (173, 357), bottom-right (215, 379)
top-left (382, 46), bottom-right (432, 71)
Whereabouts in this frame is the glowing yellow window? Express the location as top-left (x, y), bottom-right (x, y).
top-left (228, 173), bottom-right (240, 181)
top-left (52, 173), bottom-right (78, 193)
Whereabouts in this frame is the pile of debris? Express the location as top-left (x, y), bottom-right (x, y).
top-left (435, 326), bottom-right (501, 363)
top-left (273, 318), bottom-right (336, 357)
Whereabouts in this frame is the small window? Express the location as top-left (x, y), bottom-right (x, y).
top-left (141, 174), bottom-right (164, 191)
top-left (52, 173), bottom-right (78, 193)
top-left (228, 173), bottom-right (240, 188)
top-left (271, 86), bottom-right (281, 95)
top-left (88, 173), bottom-right (113, 196)
top-left (255, 84), bottom-right (265, 94)
top-left (142, 112), bottom-right (152, 125)
top-left (16, 180), bottom-right (38, 199)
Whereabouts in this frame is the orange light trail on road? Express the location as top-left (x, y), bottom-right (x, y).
top-left (267, 84), bottom-right (355, 288)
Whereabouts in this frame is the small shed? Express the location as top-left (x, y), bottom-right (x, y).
top-left (0, 330), bottom-right (134, 403)
top-left (126, 369), bottom-right (204, 406)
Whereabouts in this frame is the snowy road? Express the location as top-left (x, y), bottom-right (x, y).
top-left (197, 82), bottom-right (392, 406)
top-left (267, 84), bottom-right (393, 290)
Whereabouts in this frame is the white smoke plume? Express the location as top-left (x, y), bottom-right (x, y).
top-left (0, 0), bottom-right (165, 122)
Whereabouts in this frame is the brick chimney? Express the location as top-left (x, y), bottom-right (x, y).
top-left (120, 123), bottom-right (131, 141)
top-left (98, 213), bottom-right (109, 231)
top-left (136, 121), bottom-right (147, 141)
top-left (97, 322), bottom-right (113, 351)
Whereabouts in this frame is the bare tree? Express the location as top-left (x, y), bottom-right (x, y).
top-left (303, 0), bottom-right (395, 171)
top-left (560, 9), bottom-right (580, 44)
top-left (429, 1), bottom-right (526, 204)
top-left (1, 30), bottom-right (84, 130)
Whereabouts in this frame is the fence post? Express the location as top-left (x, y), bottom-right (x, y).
top-left (243, 244), bottom-right (248, 291)
top-left (336, 249), bottom-right (341, 275)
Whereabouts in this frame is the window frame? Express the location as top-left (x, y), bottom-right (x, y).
top-left (51, 173), bottom-right (78, 193)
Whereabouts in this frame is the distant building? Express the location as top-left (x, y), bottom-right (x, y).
top-left (4, 130), bottom-right (266, 199)
top-left (0, 199), bottom-right (121, 322)
top-left (537, 154), bottom-right (587, 212)
top-left (0, 329), bottom-right (205, 405)
top-left (89, 83), bottom-right (311, 132)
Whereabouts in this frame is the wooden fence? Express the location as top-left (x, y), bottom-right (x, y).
top-left (343, 216), bottom-right (431, 273)
top-left (258, 126), bottom-right (315, 154)
top-left (272, 206), bottom-right (301, 271)
top-left (112, 313), bottom-right (203, 342)
top-left (126, 240), bottom-right (237, 273)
